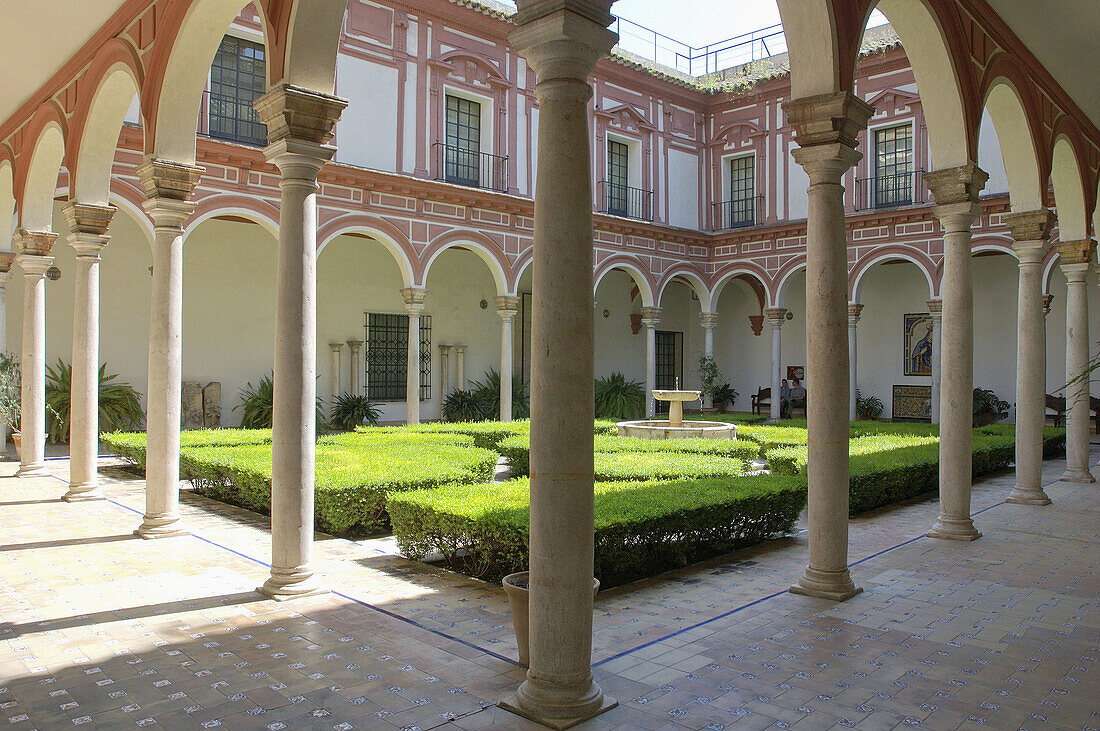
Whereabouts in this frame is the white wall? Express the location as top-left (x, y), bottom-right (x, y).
top-left (594, 270), bottom-right (645, 384)
top-left (787, 141), bottom-right (810, 220)
top-left (334, 55), bottom-right (400, 172)
top-left (667, 149), bottom-right (700, 229)
top-left (977, 109), bottom-right (1010, 198)
top-left (715, 279), bottom-right (772, 412)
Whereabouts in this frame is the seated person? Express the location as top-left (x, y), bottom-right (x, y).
top-left (779, 378), bottom-right (791, 418)
top-left (787, 378), bottom-right (807, 415)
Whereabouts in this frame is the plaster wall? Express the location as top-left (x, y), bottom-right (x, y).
top-left (594, 270), bottom-right (645, 385)
top-left (334, 55), bottom-right (400, 172)
top-left (667, 149), bottom-right (701, 229)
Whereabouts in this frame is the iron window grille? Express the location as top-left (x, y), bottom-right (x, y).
top-left (206, 35), bottom-right (268, 147)
top-left (365, 313), bottom-right (432, 402)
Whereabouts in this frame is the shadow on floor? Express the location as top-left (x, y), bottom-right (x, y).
top-left (0, 533), bottom-right (140, 552)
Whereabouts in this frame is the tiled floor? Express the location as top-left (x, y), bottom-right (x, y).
top-left (1, 444), bottom-right (1097, 730)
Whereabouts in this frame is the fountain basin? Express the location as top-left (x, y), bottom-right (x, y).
top-left (616, 420), bottom-right (738, 440)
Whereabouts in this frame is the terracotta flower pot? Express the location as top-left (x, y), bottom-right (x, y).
top-left (11, 431), bottom-right (20, 460)
top-left (502, 571), bottom-right (600, 667)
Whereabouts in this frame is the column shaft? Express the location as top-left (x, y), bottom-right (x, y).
top-left (1057, 239), bottom-right (1097, 482)
top-left (401, 288), bottom-right (427, 425)
top-left (498, 297), bottom-right (519, 421)
top-left (764, 308), bottom-right (785, 421)
top-left (927, 300), bottom-right (942, 424)
top-left (329, 344), bottom-right (342, 402)
top-left (14, 232), bottom-right (55, 478)
top-left (347, 340), bottom-right (363, 396)
top-left (848, 304), bottom-right (863, 422)
top-left (642, 307), bottom-right (660, 417)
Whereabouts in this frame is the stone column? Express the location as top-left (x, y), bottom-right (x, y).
top-left (504, 4), bottom-right (618, 726)
top-left (62, 203), bottom-right (116, 501)
top-left (455, 345), bottom-right (466, 389)
top-left (14, 231), bottom-right (56, 478)
top-left (497, 296), bottom-right (520, 421)
top-left (700, 311), bottom-right (718, 408)
top-left (254, 84), bottom-right (347, 599)
top-left (401, 287), bottom-right (427, 425)
top-left (346, 339), bottom-right (363, 396)
top-left (329, 343), bottom-right (343, 401)
top-left (927, 299), bottom-right (942, 424)
top-left (438, 344), bottom-right (452, 397)
top-left (1056, 238), bottom-right (1097, 483)
top-left (925, 164), bottom-right (988, 541)
top-left (0, 253), bottom-right (15, 452)
top-left (848, 304), bottom-right (863, 421)
top-left (764, 307), bottom-right (787, 420)
top-left (641, 307), bottom-right (661, 417)
top-left (1006, 210), bottom-right (1056, 504)
top-left (134, 160), bottom-right (203, 538)
top-left (784, 92), bottom-right (872, 602)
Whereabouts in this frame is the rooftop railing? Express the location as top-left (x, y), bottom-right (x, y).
top-left (612, 17), bottom-right (787, 76)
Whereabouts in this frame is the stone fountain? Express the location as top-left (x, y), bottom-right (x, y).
top-left (617, 379), bottom-right (738, 440)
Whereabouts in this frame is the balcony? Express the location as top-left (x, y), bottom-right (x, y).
top-left (433, 143), bottom-right (508, 193)
top-left (597, 181), bottom-right (654, 222)
top-left (199, 90), bottom-right (267, 148)
top-left (712, 195), bottom-right (764, 231)
top-left (854, 170), bottom-right (926, 211)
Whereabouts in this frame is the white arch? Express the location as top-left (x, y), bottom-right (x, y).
top-left (1051, 136), bottom-right (1088, 240)
top-left (656, 270), bottom-right (713, 312)
top-left (184, 207), bottom-right (280, 240)
top-left (851, 253), bottom-right (937, 302)
top-left (421, 239), bottom-right (509, 296)
top-left (21, 123), bottom-right (66, 231)
top-left (983, 80), bottom-right (1043, 212)
top-left (710, 267), bottom-right (771, 308)
top-left (775, 0), bottom-right (841, 98)
top-left (593, 260), bottom-right (656, 308)
top-left (774, 262), bottom-right (807, 307)
top-left (108, 191), bottom-right (155, 251)
top-left (317, 227), bottom-right (415, 290)
top-left (75, 66), bottom-right (141, 205)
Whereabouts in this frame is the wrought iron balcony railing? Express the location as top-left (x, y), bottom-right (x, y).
top-left (597, 180), bottom-right (654, 222)
top-left (854, 170), bottom-right (926, 211)
top-left (432, 143), bottom-right (508, 193)
top-left (711, 195), bottom-right (765, 231)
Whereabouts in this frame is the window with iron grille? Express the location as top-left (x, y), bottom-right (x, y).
top-left (728, 155), bottom-right (756, 226)
top-left (607, 140), bottom-right (629, 216)
top-left (874, 124), bottom-right (913, 207)
top-left (653, 330), bottom-right (683, 415)
top-left (208, 35), bottom-right (268, 147)
top-left (365, 313), bottom-right (432, 402)
top-left (445, 95), bottom-right (481, 186)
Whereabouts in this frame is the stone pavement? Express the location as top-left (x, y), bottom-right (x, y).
top-left (0, 445), bottom-right (1097, 730)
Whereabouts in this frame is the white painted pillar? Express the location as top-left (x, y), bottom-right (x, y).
top-left (455, 345), bottom-right (467, 390)
top-left (925, 164), bottom-right (987, 541)
top-left (927, 299), bottom-right (942, 424)
top-left (1006, 210), bottom-right (1056, 505)
top-left (848, 304), bottom-right (863, 421)
top-left (700, 311), bottom-right (718, 409)
top-left (497, 296), bottom-right (520, 421)
top-left (346, 339), bottom-right (363, 396)
top-left (0, 253), bottom-right (15, 452)
top-left (764, 307), bottom-right (786, 420)
top-left (785, 90), bottom-right (871, 603)
top-left (253, 84), bottom-right (347, 599)
top-left (134, 160), bottom-right (203, 538)
top-left (1056, 239), bottom-right (1097, 483)
top-left (63, 203), bottom-right (116, 501)
top-left (505, 6), bottom-right (618, 726)
top-left (401, 287), bottom-right (427, 425)
top-left (14, 231), bottom-right (55, 478)
top-left (329, 342), bottom-right (343, 401)
top-left (438, 344), bottom-right (452, 398)
top-left (641, 306), bottom-right (660, 417)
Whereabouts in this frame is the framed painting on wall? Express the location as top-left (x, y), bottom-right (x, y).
top-left (903, 313), bottom-right (933, 376)
top-left (786, 365), bottom-right (804, 381)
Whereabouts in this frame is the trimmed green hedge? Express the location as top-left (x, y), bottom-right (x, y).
top-left (103, 428), bottom-right (273, 471)
top-left (388, 474), bottom-right (807, 587)
top-left (372, 421), bottom-right (528, 451)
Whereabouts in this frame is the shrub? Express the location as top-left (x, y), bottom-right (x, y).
top-left (594, 451), bottom-right (745, 481)
top-left (44, 360), bottom-right (144, 443)
top-left (594, 372), bottom-right (645, 420)
top-left (0, 352), bottom-right (19, 432)
top-left (697, 355), bottom-right (722, 402)
top-left (855, 390), bottom-right (884, 420)
top-left (973, 387), bottom-right (1010, 426)
top-left (234, 372), bottom-right (325, 430)
top-left (103, 428), bottom-right (274, 472)
top-left (388, 474), bottom-right (807, 587)
top-left (469, 368), bottom-right (530, 420)
top-left (711, 383), bottom-right (738, 409)
top-left (441, 388), bottom-right (492, 422)
top-left (376, 420), bottom-right (528, 451)
top-left (329, 393), bottom-right (382, 431)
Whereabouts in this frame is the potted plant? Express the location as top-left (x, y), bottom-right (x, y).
top-left (593, 372), bottom-right (644, 420)
top-left (855, 390), bottom-right (884, 420)
top-left (502, 571), bottom-right (600, 667)
top-left (329, 392), bottom-right (382, 430)
top-left (0, 352), bottom-right (20, 457)
top-left (711, 383), bottom-right (738, 412)
top-left (697, 355), bottom-right (722, 409)
top-left (973, 387), bottom-right (1010, 427)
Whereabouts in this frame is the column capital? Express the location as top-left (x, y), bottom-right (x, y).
top-left (1004, 208), bottom-right (1056, 244)
top-left (0, 250), bottom-right (15, 275)
top-left (328, 342), bottom-right (345, 354)
top-left (926, 298), bottom-right (942, 317)
top-left (496, 295), bottom-right (521, 320)
top-left (15, 229), bottom-right (58, 256)
top-left (454, 344), bottom-right (467, 354)
top-left (345, 339), bottom-right (364, 352)
top-left (508, 6), bottom-right (616, 85)
top-left (763, 306), bottom-right (787, 325)
top-left (16, 251), bottom-right (54, 276)
top-left (925, 163), bottom-right (988, 206)
top-left (1054, 238), bottom-right (1097, 267)
top-left (847, 303), bottom-right (864, 323)
top-left (63, 202), bottom-right (116, 257)
top-left (1042, 293), bottom-right (1054, 317)
top-left (699, 311), bottom-right (719, 328)
top-left (254, 83), bottom-right (348, 146)
top-left (438, 343), bottom-right (453, 354)
top-left (400, 287), bottom-right (428, 312)
top-left (136, 158), bottom-right (204, 202)
top-left (782, 92), bottom-right (874, 150)
top-left (640, 306), bottom-right (661, 326)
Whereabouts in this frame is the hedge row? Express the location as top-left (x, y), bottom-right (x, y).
top-left (388, 474), bottom-right (807, 587)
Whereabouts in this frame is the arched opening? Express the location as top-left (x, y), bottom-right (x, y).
top-left (980, 78), bottom-right (1043, 212)
top-left (1050, 135), bottom-right (1089, 239)
top-left (712, 270), bottom-right (771, 412)
top-left (19, 119), bottom-right (67, 231)
top-left (72, 56), bottom-right (143, 206)
top-left (593, 263), bottom-right (655, 393)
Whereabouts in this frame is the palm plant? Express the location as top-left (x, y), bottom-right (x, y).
top-left (594, 372), bottom-right (645, 420)
top-left (470, 367), bottom-right (530, 419)
top-left (234, 372), bottom-right (325, 430)
top-left (442, 388), bottom-right (492, 422)
top-left (44, 359), bottom-right (144, 443)
top-left (330, 392), bottom-right (382, 430)
top-left (0, 352), bottom-right (20, 433)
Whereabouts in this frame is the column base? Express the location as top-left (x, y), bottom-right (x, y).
top-left (258, 570), bottom-right (328, 602)
top-left (63, 485), bottom-right (106, 502)
top-left (1006, 486), bottom-right (1052, 506)
top-left (501, 675), bottom-right (616, 730)
top-left (927, 516), bottom-right (981, 541)
top-left (15, 463), bottom-right (50, 478)
top-left (790, 567), bottom-right (862, 602)
top-left (135, 514), bottom-right (188, 540)
top-left (1060, 469), bottom-right (1096, 484)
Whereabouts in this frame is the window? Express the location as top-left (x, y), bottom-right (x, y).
top-left (444, 95), bottom-right (481, 186)
top-left (874, 124), bottom-right (913, 207)
top-left (653, 330), bottom-right (683, 415)
top-left (208, 35), bottom-right (267, 147)
top-left (606, 140), bottom-right (629, 216)
top-left (727, 155), bottom-right (756, 227)
top-left (365, 313), bottom-right (432, 402)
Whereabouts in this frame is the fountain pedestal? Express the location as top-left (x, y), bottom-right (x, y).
top-left (617, 389), bottom-right (738, 440)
